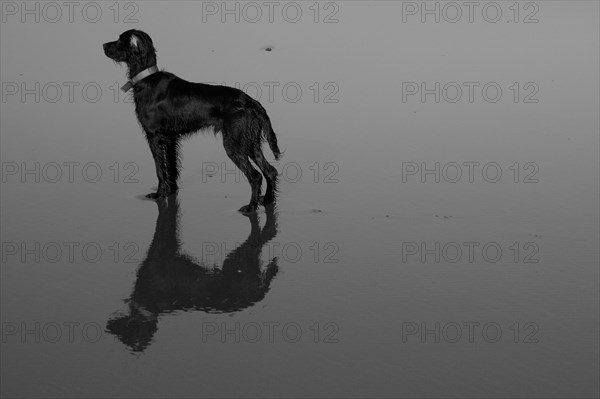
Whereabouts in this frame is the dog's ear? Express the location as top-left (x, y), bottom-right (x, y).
top-left (130, 34), bottom-right (139, 49)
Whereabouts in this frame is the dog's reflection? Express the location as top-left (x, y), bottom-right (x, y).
top-left (106, 194), bottom-right (279, 352)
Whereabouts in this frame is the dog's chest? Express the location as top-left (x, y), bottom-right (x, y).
top-left (133, 95), bottom-right (166, 133)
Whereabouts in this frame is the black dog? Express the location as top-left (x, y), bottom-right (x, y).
top-left (103, 30), bottom-right (281, 213)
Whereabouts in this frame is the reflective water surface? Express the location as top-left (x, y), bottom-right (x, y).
top-left (1, 2), bottom-right (598, 398)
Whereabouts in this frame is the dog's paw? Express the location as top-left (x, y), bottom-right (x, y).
top-left (146, 192), bottom-right (161, 200)
top-left (238, 204), bottom-right (258, 214)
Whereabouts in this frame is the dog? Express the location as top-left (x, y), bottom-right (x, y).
top-left (103, 29), bottom-right (281, 213)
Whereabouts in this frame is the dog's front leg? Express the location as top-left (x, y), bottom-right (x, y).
top-left (163, 139), bottom-right (180, 194)
top-left (146, 135), bottom-right (169, 199)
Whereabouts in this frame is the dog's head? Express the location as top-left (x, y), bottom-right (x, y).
top-left (103, 30), bottom-right (157, 77)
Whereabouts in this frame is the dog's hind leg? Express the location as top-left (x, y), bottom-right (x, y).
top-left (224, 143), bottom-right (262, 214)
top-left (250, 148), bottom-right (278, 206)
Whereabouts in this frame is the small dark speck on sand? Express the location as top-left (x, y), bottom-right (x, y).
top-left (311, 209), bottom-right (322, 213)
top-left (262, 46), bottom-right (274, 52)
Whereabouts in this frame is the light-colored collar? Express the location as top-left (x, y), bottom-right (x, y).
top-left (121, 66), bottom-right (159, 92)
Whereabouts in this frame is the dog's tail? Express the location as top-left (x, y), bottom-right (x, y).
top-left (262, 114), bottom-right (281, 161)
top-left (250, 98), bottom-right (281, 160)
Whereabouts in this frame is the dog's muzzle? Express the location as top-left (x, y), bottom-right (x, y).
top-left (103, 42), bottom-right (118, 59)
